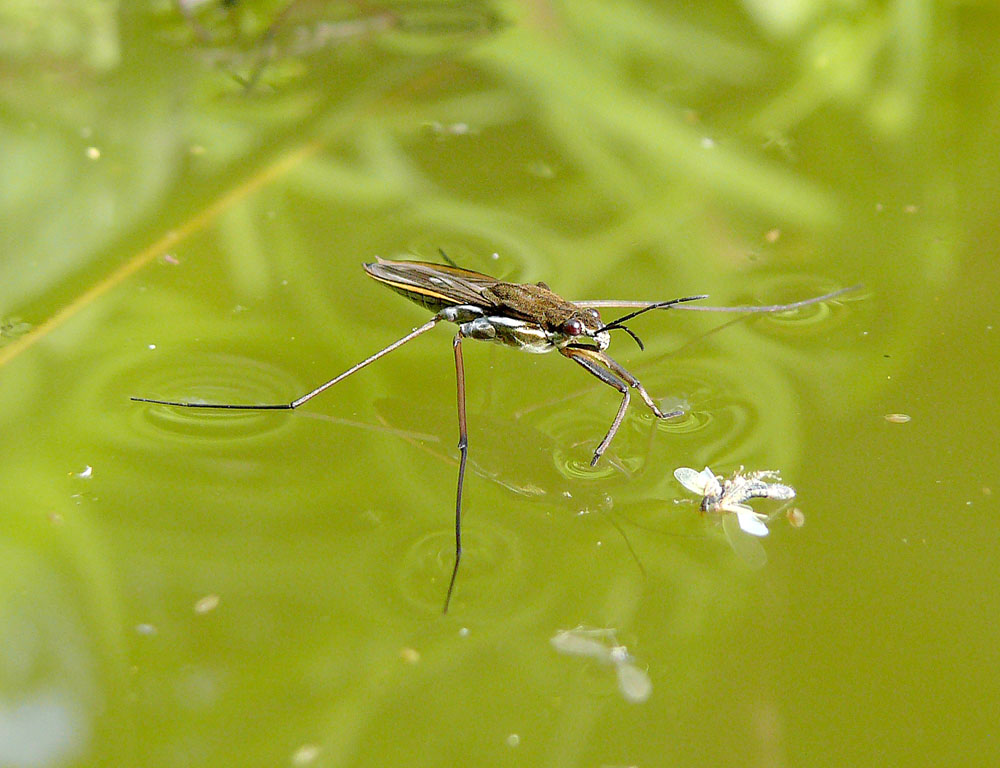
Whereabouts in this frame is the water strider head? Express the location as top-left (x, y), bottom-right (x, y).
top-left (549, 302), bottom-right (611, 351)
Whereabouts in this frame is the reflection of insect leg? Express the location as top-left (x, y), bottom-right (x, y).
top-left (560, 347), bottom-right (682, 467)
top-left (444, 332), bottom-right (469, 614)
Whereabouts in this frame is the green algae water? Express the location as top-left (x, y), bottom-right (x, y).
top-left (3, 2), bottom-right (999, 766)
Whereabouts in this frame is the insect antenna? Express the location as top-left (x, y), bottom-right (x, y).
top-left (596, 295), bottom-right (709, 349)
top-left (599, 295), bottom-right (709, 330)
top-left (606, 324), bottom-right (646, 351)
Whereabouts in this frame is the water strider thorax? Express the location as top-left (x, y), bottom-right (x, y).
top-left (481, 282), bottom-right (610, 352)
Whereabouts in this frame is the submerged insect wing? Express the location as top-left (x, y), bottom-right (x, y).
top-left (614, 659), bottom-right (652, 703)
top-left (731, 503), bottom-right (769, 537)
top-left (550, 629), bottom-right (612, 660)
top-left (722, 511), bottom-right (768, 569)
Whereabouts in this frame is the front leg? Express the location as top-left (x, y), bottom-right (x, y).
top-left (560, 347), bottom-right (682, 466)
top-left (560, 347), bottom-right (632, 467)
top-left (592, 351), bottom-right (684, 421)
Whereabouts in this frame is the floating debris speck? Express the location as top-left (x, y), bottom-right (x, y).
top-left (786, 507), bottom-right (806, 528)
top-left (292, 744), bottom-right (320, 766)
top-left (194, 594), bottom-right (220, 614)
top-left (884, 413), bottom-right (911, 423)
top-left (399, 647), bottom-right (420, 664)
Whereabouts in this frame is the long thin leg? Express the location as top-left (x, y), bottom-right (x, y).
top-left (131, 317), bottom-right (442, 410)
top-left (594, 350), bottom-right (683, 420)
top-left (561, 346), bottom-right (682, 466)
top-left (561, 347), bottom-right (631, 467)
top-left (443, 332), bottom-right (468, 613)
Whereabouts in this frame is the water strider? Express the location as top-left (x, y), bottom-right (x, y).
top-left (133, 257), bottom-right (854, 611)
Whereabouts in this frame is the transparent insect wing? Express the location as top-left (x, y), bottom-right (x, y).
top-left (700, 466), bottom-right (722, 495)
top-left (673, 466), bottom-right (721, 497)
top-left (732, 503), bottom-right (769, 537)
top-left (615, 660), bottom-right (653, 704)
top-left (722, 512), bottom-right (768, 569)
top-left (674, 466), bottom-right (708, 494)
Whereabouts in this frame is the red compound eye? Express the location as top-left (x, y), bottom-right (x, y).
top-left (563, 318), bottom-right (585, 336)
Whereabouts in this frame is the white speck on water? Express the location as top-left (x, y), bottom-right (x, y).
top-left (292, 744), bottom-right (321, 765)
top-left (506, 734), bottom-right (520, 748)
top-left (194, 594), bottom-right (220, 614)
top-left (147, 344), bottom-right (156, 350)
top-left (86, 146), bottom-right (100, 160)
top-left (701, 136), bottom-right (715, 149)
top-left (399, 647), bottom-right (420, 664)
top-left (75, 465), bottom-right (93, 479)
top-left (458, 627), bottom-right (470, 637)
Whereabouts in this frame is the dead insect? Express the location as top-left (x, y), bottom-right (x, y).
top-left (133, 256), bottom-right (850, 611)
top-left (674, 465), bottom-right (797, 567)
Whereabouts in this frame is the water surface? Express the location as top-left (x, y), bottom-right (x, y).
top-left (2, 2), bottom-right (998, 766)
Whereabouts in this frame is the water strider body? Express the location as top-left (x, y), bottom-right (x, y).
top-left (133, 257), bottom-right (854, 611)
top-left (363, 258), bottom-right (701, 466)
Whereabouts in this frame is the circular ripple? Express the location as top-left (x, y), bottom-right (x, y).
top-left (534, 410), bottom-right (640, 482)
top-left (635, 403), bottom-right (710, 435)
top-left (128, 353), bottom-right (302, 444)
top-left (392, 521), bottom-right (526, 616)
top-left (729, 273), bottom-right (860, 337)
top-left (632, 357), bottom-right (765, 468)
